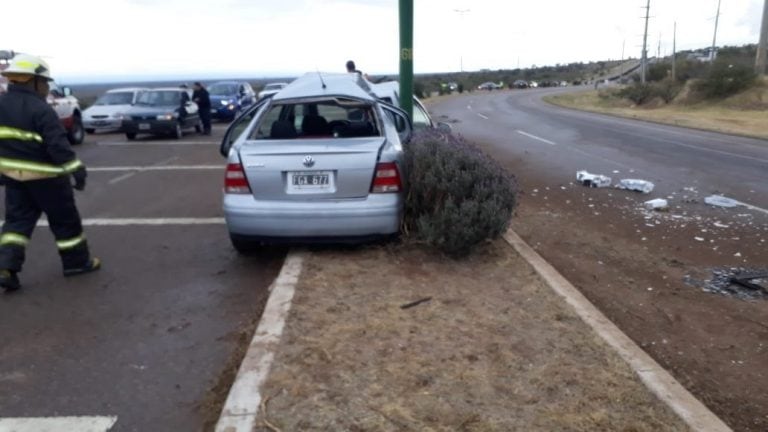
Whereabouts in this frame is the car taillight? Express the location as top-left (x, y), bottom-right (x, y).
top-left (224, 163), bottom-right (251, 194)
top-left (371, 162), bottom-right (401, 193)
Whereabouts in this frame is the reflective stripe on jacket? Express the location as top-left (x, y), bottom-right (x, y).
top-left (0, 84), bottom-right (83, 181)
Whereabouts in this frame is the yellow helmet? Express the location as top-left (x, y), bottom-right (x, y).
top-left (1, 54), bottom-right (53, 82)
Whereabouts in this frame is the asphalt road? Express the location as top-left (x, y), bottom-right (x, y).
top-left (0, 124), bottom-right (285, 431)
top-left (431, 87), bottom-right (768, 209)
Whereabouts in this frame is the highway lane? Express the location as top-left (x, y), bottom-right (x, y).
top-left (431, 88), bottom-right (768, 209)
top-left (0, 124), bottom-right (284, 432)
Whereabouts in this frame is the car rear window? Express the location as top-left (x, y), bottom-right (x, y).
top-left (249, 99), bottom-right (380, 140)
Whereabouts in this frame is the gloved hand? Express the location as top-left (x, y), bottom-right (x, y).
top-left (72, 166), bottom-right (87, 191)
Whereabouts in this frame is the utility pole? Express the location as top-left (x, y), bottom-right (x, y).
top-left (756, 0), bottom-right (768, 75)
top-left (672, 21), bottom-right (677, 81)
top-left (399, 0), bottom-right (413, 119)
top-left (657, 33), bottom-right (662, 59)
top-left (710, 0), bottom-right (722, 62)
top-left (641, 0), bottom-right (651, 83)
top-left (454, 9), bottom-right (470, 73)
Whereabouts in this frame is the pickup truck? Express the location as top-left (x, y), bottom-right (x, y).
top-left (0, 51), bottom-right (85, 145)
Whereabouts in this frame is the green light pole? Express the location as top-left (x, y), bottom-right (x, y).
top-left (399, 0), bottom-right (413, 120)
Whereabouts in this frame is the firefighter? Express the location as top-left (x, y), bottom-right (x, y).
top-left (0, 54), bottom-right (100, 292)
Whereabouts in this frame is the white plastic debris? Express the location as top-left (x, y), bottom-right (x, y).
top-left (704, 195), bottom-right (739, 208)
top-left (694, 237), bottom-right (705, 241)
top-left (616, 179), bottom-right (654, 193)
top-left (576, 170), bottom-right (612, 188)
top-left (644, 198), bottom-right (669, 211)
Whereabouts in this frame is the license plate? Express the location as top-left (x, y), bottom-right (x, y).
top-left (138, 123), bottom-right (151, 130)
top-left (92, 121), bottom-right (108, 126)
top-left (287, 171), bottom-right (333, 193)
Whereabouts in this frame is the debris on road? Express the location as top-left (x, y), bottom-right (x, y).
top-left (644, 198), bottom-right (669, 211)
top-left (705, 195), bottom-right (740, 208)
top-left (685, 267), bottom-right (768, 300)
top-left (576, 170), bottom-right (611, 188)
top-left (400, 297), bottom-right (433, 310)
top-left (616, 179), bottom-right (655, 193)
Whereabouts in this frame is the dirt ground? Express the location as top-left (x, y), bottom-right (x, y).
top-left (253, 241), bottom-right (688, 432)
top-left (501, 160), bottom-right (768, 431)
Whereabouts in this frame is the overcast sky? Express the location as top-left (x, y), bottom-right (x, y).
top-left (2, 0), bottom-right (763, 82)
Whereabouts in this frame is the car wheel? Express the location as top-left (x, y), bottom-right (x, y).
top-left (230, 235), bottom-right (259, 255)
top-left (85, 128), bottom-right (95, 134)
top-left (67, 115), bottom-right (85, 145)
top-left (126, 132), bottom-right (136, 140)
top-left (174, 122), bottom-right (183, 139)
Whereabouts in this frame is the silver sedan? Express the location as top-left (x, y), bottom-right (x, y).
top-left (220, 73), bottom-right (413, 252)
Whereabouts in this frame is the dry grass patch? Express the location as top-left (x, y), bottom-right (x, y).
top-left (253, 241), bottom-right (688, 431)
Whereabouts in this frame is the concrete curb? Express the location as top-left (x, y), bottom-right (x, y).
top-left (503, 229), bottom-right (732, 432)
top-left (214, 250), bottom-right (305, 432)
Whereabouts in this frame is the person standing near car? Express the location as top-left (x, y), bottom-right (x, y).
top-left (0, 54), bottom-right (100, 292)
top-left (192, 82), bottom-right (211, 135)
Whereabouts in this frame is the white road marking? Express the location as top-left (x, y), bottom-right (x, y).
top-left (17, 218), bottom-right (226, 227)
top-left (90, 165), bottom-right (222, 172)
top-left (516, 130), bottom-right (556, 145)
top-left (0, 416), bottom-right (117, 432)
top-left (107, 172), bottom-right (137, 185)
top-left (98, 141), bottom-right (218, 146)
top-left (477, 113), bottom-right (489, 120)
top-left (215, 251), bottom-right (305, 432)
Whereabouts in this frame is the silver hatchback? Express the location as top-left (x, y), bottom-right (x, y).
top-left (220, 73), bottom-right (413, 251)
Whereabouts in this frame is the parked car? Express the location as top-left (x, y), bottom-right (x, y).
top-left (121, 88), bottom-right (201, 140)
top-left (368, 80), bottom-right (451, 132)
top-left (207, 81), bottom-right (256, 121)
top-left (83, 87), bottom-right (146, 134)
top-left (512, 79), bottom-right (529, 89)
top-left (47, 81), bottom-right (85, 145)
top-left (257, 82), bottom-right (288, 100)
top-left (219, 72), bottom-right (413, 252)
top-left (477, 81), bottom-right (502, 91)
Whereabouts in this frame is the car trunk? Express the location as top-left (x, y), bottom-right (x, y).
top-left (238, 137), bottom-right (386, 200)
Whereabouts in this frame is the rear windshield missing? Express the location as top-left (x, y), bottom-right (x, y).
top-left (250, 99), bottom-right (380, 140)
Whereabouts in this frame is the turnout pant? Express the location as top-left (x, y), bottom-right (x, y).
top-left (0, 176), bottom-right (90, 272)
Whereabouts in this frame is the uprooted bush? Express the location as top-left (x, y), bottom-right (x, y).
top-left (402, 129), bottom-right (518, 257)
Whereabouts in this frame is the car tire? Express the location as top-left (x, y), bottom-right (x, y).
top-left (85, 128), bottom-right (95, 134)
top-left (174, 122), bottom-right (183, 139)
top-left (126, 132), bottom-right (136, 140)
top-left (67, 115), bottom-right (85, 145)
top-left (230, 235), bottom-right (259, 255)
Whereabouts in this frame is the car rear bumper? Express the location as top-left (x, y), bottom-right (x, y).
top-left (224, 193), bottom-right (402, 239)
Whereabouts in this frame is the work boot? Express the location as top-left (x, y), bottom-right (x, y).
top-left (63, 257), bottom-right (101, 277)
top-left (0, 269), bottom-right (21, 292)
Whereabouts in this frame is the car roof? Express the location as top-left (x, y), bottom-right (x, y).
top-left (149, 87), bottom-right (187, 92)
top-left (211, 80), bottom-right (243, 85)
top-left (272, 73), bottom-right (375, 102)
top-left (106, 87), bottom-right (147, 93)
